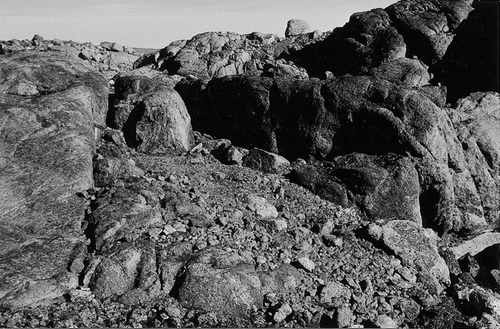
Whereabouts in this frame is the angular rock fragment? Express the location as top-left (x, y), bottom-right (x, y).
top-left (243, 148), bottom-right (290, 174)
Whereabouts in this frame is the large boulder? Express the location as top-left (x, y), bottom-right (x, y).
top-left (285, 19), bottom-right (311, 38)
top-left (110, 74), bottom-right (194, 154)
top-left (0, 51), bottom-right (107, 307)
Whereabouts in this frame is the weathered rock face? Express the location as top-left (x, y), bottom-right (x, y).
top-left (448, 92), bottom-right (500, 225)
top-left (333, 153), bottom-right (422, 224)
top-left (0, 51), bottom-right (108, 307)
top-left (109, 74), bottom-right (194, 154)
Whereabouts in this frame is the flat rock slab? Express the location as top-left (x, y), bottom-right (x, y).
top-left (0, 51), bottom-right (107, 308)
top-left (450, 233), bottom-right (500, 259)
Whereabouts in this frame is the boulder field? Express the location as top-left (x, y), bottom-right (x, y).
top-left (0, 0), bottom-right (499, 327)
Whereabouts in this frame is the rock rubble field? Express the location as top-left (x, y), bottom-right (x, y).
top-left (0, 0), bottom-right (499, 328)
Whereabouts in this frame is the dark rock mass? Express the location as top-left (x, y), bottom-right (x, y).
top-left (0, 0), bottom-right (499, 327)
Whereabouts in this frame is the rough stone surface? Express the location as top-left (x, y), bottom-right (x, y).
top-left (178, 73), bottom-right (496, 233)
top-left (111, 74), bottom-right (194, 153)
top-left (0, 51), bottom-right (107, 307)
top-left (368, 220), bottom-right (450, 293)
top-left (178, 247), bottom-right (263, 320)
top-left (332, 153), bottom-right (421, 224)
top-left (0, 35), bottom-right (142, 80)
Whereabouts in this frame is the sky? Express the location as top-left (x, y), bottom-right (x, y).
top-left (0, 0), bottom-right (396, 49)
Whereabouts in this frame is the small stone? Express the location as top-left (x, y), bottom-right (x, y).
top-left (375, 314), bottom-right (398, 328)
top-left (256, 255), bottom-right (267, 264)
top-left (320, 281), bottom-right (351, 308)
top-left (297, 257), bottom-right (315, 272)
top-left (245, 194), bottom-right (278, 218)
top-left (69, 258), bottom-right (85, 274)
top-left (273, 219), bottom-right (288, 231)
top-left (335, 304), bottom-right (353, 328)
top-left (273, 303), bottom-right (292, 323)
top-left (166, 306), bottom-right (182, 318)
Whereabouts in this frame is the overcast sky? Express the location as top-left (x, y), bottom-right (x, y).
top-left (0, 0), bottom-right (396, 48)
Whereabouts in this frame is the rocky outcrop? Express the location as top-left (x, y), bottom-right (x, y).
top-left (177, 73), bottom-right (498, 233)
top-left (0, 51), bottom-right (107, 307)
top-left (447, 92), bottom-right (500, 226)
top-left (0, 35), bottom-right (142, 80)
top-left (282, 0), bottom-right (474, 79)
top-left (134, 30), bottom-right (323, 81)
top-left (109, 73), bottom-right (194, 154)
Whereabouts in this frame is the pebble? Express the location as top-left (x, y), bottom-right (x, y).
top-left (273, 303), bottom-right (292, 323)
top-left (320, 281), bottom-right (351, 307)
top-left (163, 224), bottom-right (176, 235)
top-left (375, 314), bottom-right (398, 328)
top-left (245, 194), bottom-right (278, 218)
top-left (336, 304), bottom-right (353, 328)
top-left (297, 257), bottom-right (315, 272)
top-left (273, 219), bottom-right (288, 231)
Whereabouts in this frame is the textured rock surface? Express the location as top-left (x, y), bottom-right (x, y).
top-left (332, 153), bottom-right (421, 224)
top-left (0, 0), bottom-right (499, 327)
top-left (179, 248), bottom-right (263, 320)
top-left (283, 0), bottom-right (474, 78)
top-left (368, 220), bottom-right (450, 292)
top-left (177, 74), bottom-right (497, 233)
top-left (285, 19), bottom-right (311, 37)
top-left (0, 51), bottom-right (107, 307)
top-left (110, 74), bottom-right (194, 153)
top-left (134, 31), bottom-right (324, 81)
top-left (0, 35), bottom-right (143, 80)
